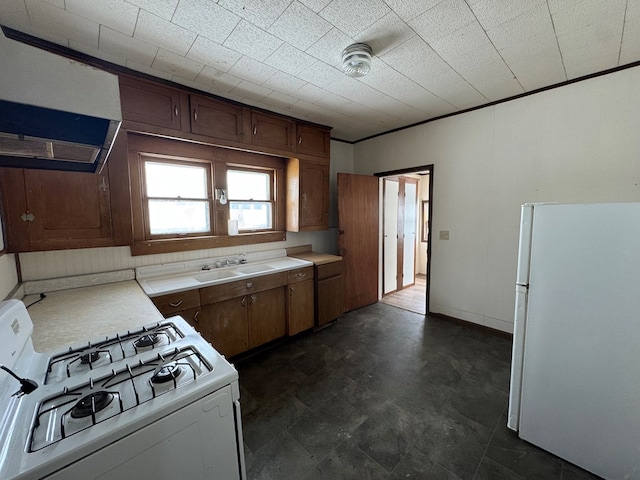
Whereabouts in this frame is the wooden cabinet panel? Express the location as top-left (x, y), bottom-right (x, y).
top-left (286, 279), bottom-right (314, 335)
top-left (316, 259), bottom-right (345, 328)
top-left (0, 167), bottom-right (115, 251)
top-left (248, 287), bottom-right (286, 348)
top-left (119, 76), bottom-right (186, 130)
top-left (296, 124), bottom-right (330, 158)
top-left (151, 289), bottom-right (200, 316)
top-left (287, 266), bottom-right (313, 284)
top-left (202, 299), bottom-right (249, 358)
top-left (200, 272), bottom-right (287, 305)
top-left (250, 111), bottom-right (295, 152)
top-left (286, 159), bottom-right (329, 232)
top-left (190, 95), bottom-right (246, 143)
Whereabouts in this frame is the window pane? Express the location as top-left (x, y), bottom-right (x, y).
top-left (145, 161), bottom-right (208, 199)
top-left (227, 170), bottom-right (269, 200)
top-left (148, 199), bottom-right (210, 235)
top-left (229, 201), bottom-right (272, 230)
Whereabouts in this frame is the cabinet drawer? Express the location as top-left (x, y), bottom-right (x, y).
top-left (316, 260), bottom-right (344, 280)
top-left (200, 272), bottom-right (288, 305)
top-left (152, 290), bottom-right (200, 316)
top-left (287, 266), bottom-right (314, 284)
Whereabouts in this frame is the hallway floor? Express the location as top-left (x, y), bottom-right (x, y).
top-left (380, 274), bottom-right (427, 314)
top-left (236, 302), bottom-right (601, 480)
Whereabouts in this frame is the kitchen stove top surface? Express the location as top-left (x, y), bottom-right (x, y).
top-left (45, 321), bottom-right (187, 385)
top-left (0, 300), bottom-right (239, 480)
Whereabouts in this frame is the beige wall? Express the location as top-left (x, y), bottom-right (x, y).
top-left (354, 65), bottom-right (640, 332)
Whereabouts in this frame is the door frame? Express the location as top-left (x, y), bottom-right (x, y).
top-left (375, 165), bottom-right (434, 314)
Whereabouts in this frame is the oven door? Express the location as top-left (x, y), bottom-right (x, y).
top-left (43, 384), bottom-right (243, 480)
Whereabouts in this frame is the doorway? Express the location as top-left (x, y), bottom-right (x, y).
top-left (377, 166), bottom-right (433, 315)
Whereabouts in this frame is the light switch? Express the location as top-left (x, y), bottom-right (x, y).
top-left (439, 230), bottom-right (449, 240)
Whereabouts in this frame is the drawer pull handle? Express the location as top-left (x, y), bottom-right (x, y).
top-left (241, 297), bottom-right (247, 307)
top-left (246, 282), bottom-right (253, 289)
top-left (249, 295), bottom-right (256, 304)
top-left (297, 272), bottom-right (306, 277)
top-left (168, 300), bottom-right (183, 307)
top-left (193, 310), bottom-right (200, 324)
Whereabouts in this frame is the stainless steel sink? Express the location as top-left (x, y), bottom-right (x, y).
top-left (194, 269), bottom-right (240, 282)
top-left (234, 264), bottom-right (275, 274)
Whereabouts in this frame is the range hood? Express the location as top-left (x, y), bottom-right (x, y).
top-left (0, 27), bottom-right (122, 173)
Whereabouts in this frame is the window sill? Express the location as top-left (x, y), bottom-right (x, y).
top-left (130, 231), bottom-right (286, 256)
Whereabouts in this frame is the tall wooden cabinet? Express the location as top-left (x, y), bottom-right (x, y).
top-left (286, 159), bottom-right (329, 232)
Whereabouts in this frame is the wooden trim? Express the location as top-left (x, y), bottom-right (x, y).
top-left (131, 231), bottom-right (286, 256)
top-left (428, 312), bottom-right (513, 339)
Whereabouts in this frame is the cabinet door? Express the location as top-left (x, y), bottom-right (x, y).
top-left (250, 111), bottom-right (295, 152)
top-left (286, 279), bottom-right (314, 335)
top-left (119, 76), bottom-right (186, 130)
top-left (190, 95), bottom-right (246, 143)
top-left (202, 299), bottom-right (249, 358)
top-left (300, 161), bottom-right (329, 229)
top-left (175, 307), bottom-right (202, 333)
top-left (296, 124), bottom-right (330, 158)
top-left (286, 159), bottom-right (329, 232)
top-left (248, 287), bottom-right (286, 348)
top-left (317, 275), bottom-right (345, 327)
top-left (0, 168), bottom-right (114, 251)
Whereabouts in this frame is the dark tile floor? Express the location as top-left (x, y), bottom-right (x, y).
top-left (236, 302), bottom-right (602, 480)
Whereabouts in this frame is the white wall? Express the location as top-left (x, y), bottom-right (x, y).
top-left (417, 174), bottom-right (429, 275)
top-left (0, 254), bottom-right (19, 299)
top-left (18, 140), bottom-right (355, 282)
top-left (354, 66), bottom-right (640, 333)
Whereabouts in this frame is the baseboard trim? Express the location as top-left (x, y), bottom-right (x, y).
top-left (428, 312), bottom-right (512, 339)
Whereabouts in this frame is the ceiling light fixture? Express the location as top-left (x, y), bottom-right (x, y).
top-left (342, 43), bottom-right (372, 78)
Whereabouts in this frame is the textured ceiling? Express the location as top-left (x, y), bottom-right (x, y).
top-left (1, 0), bottom-right (639, 142)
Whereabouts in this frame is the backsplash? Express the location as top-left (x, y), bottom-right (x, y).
top-left (18, 230), bottom-right (337, 282)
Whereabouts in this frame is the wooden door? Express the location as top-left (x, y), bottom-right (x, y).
top-left (248, 287), bottom-right (286, 348)
top-left (190, 95), bottom-right (246, 143)
top-left (119, 76), bottom-right (186, 130)
top-left (301, 161), bottom-right (329, 229)
top-left (286, 279), bottom-right (314, 335)
top-left (202, 299), bottom-right (248, 358)
top-left (337, 173), bottom-right (379, 312)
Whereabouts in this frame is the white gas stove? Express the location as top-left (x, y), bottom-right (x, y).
top-left (0, 299), bottom-right (246, 479)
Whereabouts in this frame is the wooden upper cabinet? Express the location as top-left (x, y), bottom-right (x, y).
top-left (190, 95), bottom-right (247, 143)
top-left (119, 76), bottom-right (187, 131)
top-left (296, 124), bottom-right (330, 158)
top-left (250, 111), bottom-right (295, 152)
top-left (0, 168), bottom-right (114, 251)
top-left (286, 159), bottom-right (329, 232)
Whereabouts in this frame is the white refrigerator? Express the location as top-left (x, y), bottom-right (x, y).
top-left (508, 203), bottom-right (640, 480)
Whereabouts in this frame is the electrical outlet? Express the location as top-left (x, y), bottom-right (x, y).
top-left (439, 230), bottom-right (449, 240)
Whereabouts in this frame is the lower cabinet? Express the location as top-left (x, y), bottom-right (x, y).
top-left (316, 260), bottom-right (345, 328)
top-left (286, 267), bottom-right (315, 335)
top-left (201, 286), bottom-right (286, 357)
top-left (152, 267), bottom-right (315, 358)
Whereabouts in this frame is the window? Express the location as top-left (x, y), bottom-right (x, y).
top-left (128, 135), bottom-right (286, 255)
top-left (227, 168), bottom-right (274, 232)
top-left (143, 160), bottom-right (212, 236)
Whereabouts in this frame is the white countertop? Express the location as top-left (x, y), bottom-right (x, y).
top-left (136, 252), bottom-right (313, 297)
top-left (24, 280), bottom-right (163, 353)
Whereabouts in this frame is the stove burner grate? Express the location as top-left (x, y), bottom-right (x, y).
top-left (151, 364), bottom-right (184, 384)
top-left (70, 390), bottom-right (114, 418)
top-left (80, 351), bottom-right (101, 365)
top-left (134, 333), bottom-right (161, 348)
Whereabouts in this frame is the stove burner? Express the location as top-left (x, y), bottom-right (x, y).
top-left (151, 364), bottom-right (184, 384)
top-left (80, 351), bottom-right (100, 364)
top-left (134, 333), bottom-right (161, 348)
top-left (70, 391), bottom-right (114, 418)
